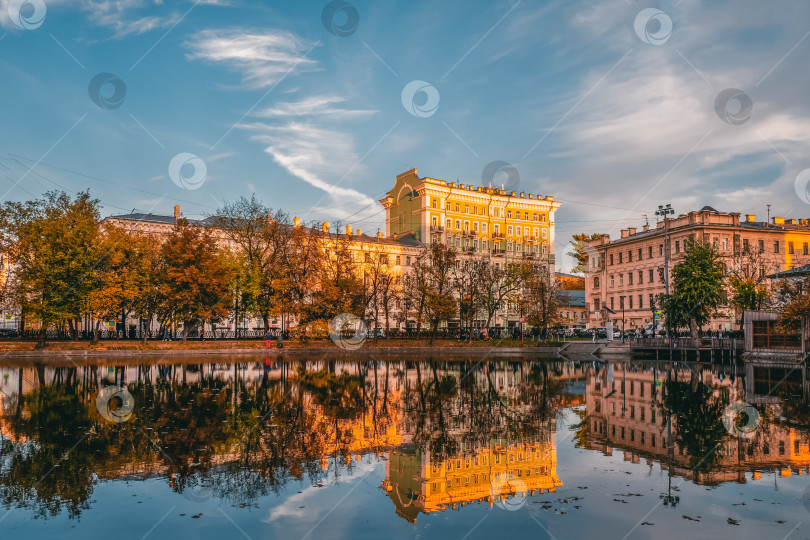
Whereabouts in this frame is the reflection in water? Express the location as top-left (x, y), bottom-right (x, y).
top-left (0, 358), bottom-right (576, 521)
top-left (582, 360), bottom-right (810, 487)
top-left (3, 356), bottom-right (810, 526)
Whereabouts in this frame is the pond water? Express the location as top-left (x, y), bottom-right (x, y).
top-left (0, 354), bottom-right (808, 539)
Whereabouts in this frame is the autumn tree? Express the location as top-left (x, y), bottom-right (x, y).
top-left (481, 260), bottom-right (524, 328)
top-left (420, 243), bottom-right (458, 345)
top-left (521, 263), bottom-right (558, 333)
top-left (567, 233), bottom-right (604, 273)
top-left (160, 219), bottom-right (233, 341)
top-left (129, 235), bottom-right (167, 343)
top-left (0, 192), bottom-right (102, 346)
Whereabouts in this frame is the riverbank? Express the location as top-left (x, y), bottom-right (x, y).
top-left (0, 338), bottom-right (573, 359)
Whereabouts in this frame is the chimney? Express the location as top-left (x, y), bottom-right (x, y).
top-left (355, 229), bottom-right (362, 236)
top-left (642, 224), bottom-right (650, 232)
top-left (628, 227), bottom-right (637, 235)
top-left (377, 231), bottom-right (384, 238)
top-left (345, 224), bottom-right (352, 235)
top-left (773, 216), bottom-right (785, 225)
top-left (620, 229), bottom-right (629, 238)
top-left (321, 222), bottom-right (330, 233)
top-left (173, 205), bottom-right (180, 220)
top-left (744, 214), bottom-right (755, 222)
top-left (293, 216), bottom-right (302, 227)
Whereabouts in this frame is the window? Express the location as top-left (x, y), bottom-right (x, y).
top-left (507, 211), bottom-right (512, 218)
top-left (640, 408), bottom-right (646, 421)
top-left (610, 254), bottom-right (614, 265)
top-left (619, 252), bottom-right (623, 263)
top-left (455, 204), bottom-right (459, 212)
top-left (675, 240), bottom-right (680, 253)
top-left (651, 434), bottom-right (656, 447)
top-left (659, 244), bottom-right (664, 256)
top-left (758, 239), bottom-right (765, 253)
top-left (464, 205), bottom-right (469, 213)
top-left (594, 298), bottom-right (600, 310)
top-left (507, 225), bottom-right (513, 235)
top-left (649, 293), bottom-right (654, 308)
top-left (722, 238), bottom-right (728, 251)
top-left (610, 275), bottom-right (615, 287)
top-left (629, 296), bottom-right (634, 309)
top-left (649, 268), bottom-right (654, 282)
top-left (774, 241), bottom-right (780, 253)
top-left (628, 273), bottom-right (633, 285)
top-left (743, 238), bottom-right (749, 253)
top-left (610, 297), bottom-right (615, 310)
top-left (804, 243), bottom-right (809, 255)
top-left (648, 246), bottom-right (653, 258)
top-left (619, 274), bottom-right (624, 286)
top-left (431, 200), bottom-right (437, 209)
top-left (446, 218), bottom-right (451, 229)
top-left (640, 432), bottom-right (645, 445)
top-left (621, 427), bottom-right (625, 439)
top-left (638, 270), bottom-right (644, 283)
top-left (482, 223), bottom-right (488, 233)
top-left (455, 219), bottom-right (460, 229)
top-left (628, 250), bottom-right (633, 262)
top-left (494, 208), bottom-right (499, 218)
top-left (542, 228), bottom-right (548, 238)
top-left (406, 256), bottom-right (411, 266)
top-left (639, 294), bottom-right (643, 309)
top-left (789, 242), bottom-right (794, 254)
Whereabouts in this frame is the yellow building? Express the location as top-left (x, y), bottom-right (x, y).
top-left (382, 437), bottom-right (562, 523)
top-left (380, 169), bottom-right (561, 270)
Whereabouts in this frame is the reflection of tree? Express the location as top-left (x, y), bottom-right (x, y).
top-left (0, 359), bottom-right (562, 520)
top-left (660, 377), bottom-right (728, 471)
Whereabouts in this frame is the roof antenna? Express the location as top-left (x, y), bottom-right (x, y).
top-left (643, 214), bottom-right (649, 227)
top-left (767, 204), bottom-right (771, 225)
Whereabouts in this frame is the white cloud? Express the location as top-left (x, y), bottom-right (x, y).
top-left (255, 96), bottom-right (377, 120)
top-left (185, 28), bottom-right (320, 89)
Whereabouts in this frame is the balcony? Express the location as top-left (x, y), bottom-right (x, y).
top-left (492, 232), bottom-right (505, 240)
top-left (463, 230), bottom-right (475, 238)
top-left (464, 246), bottom-right (476, 253)
top-left (430, 225), bottom-right (444, 233)
top-left (522, 252), bottom-right (536, 259)
top-left (492, 249), bottom-right (505, 257)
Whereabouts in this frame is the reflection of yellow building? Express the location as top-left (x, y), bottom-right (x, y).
top-left (382, 436), bottom-right (562, 523)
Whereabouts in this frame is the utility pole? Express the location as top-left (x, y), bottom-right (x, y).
top-left (655, 204), bottom-right (675, 338)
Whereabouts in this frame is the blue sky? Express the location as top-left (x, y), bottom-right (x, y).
top-left (1, 0), bottom-right (809, 271)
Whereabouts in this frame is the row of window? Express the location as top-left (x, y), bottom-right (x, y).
top-left (608, 268), bottom-right (662, 287)
top-left (428, 465), bottom-right (550, 493)
top-left (430, 200), bottom-right (549, 222)
top-left (605, 238), bottom-right (808, 266)
top-left (433, 217), bottom-right (548, 239)
top-left (442, 236), bottom-right (549, 254)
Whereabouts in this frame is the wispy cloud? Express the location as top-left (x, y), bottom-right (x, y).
top-left (255, 96), bottom-right (377, 120)
top-left (185, 28), bottom-right (320, 89)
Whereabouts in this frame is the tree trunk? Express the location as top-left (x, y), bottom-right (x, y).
top-left (182, 321), bottom-right (188, 342)
top-left (92, 320), bottom-right (100, 344)
top-left (690, 316), bottom-right (700, 348)
top-left (429, 318), bottom-right (438, 346)
top-left (35, 326), bottom-right (47, 349)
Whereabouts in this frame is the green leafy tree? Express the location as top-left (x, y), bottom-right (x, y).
top-left (659, 239), bottom-right (726, 343)
top-left (728, 276), bottom-right (769, 329)
top-left (419, 243), bottom-right (458, 345)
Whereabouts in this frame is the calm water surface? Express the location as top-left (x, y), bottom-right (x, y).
top-left (0, 354), bottom-right (808, 539)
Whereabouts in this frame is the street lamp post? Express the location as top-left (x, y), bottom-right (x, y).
top-left (655, 204), bottom-right (675, 338)
top-left (620, 296), bottom-right (625, 343)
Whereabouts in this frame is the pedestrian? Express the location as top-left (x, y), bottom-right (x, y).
top-left (265, 329), bottom-right (273, 349)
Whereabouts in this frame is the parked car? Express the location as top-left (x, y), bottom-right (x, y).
top-left (0, 328), bottom-right (19, 337)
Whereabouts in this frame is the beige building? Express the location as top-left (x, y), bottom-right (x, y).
top-left (584, 207), bottom-right (810, 332)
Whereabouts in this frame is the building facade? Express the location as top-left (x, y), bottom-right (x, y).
top-left (380, 169), bottom-right (560, 274)
top-left (98, 169), bottom-right (562, 333)
top-left (583, 207), bottom-right (810, 333)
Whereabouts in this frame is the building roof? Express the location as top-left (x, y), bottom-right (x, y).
top-left (105, 212), bottom-right (425, 249)
top-left (768, 264), bottom-right (810, 279)
top-left (555, 289), bottom-right (585, 307)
